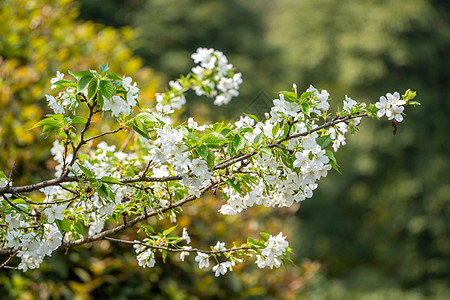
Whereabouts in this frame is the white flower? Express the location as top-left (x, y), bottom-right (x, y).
top-left (188, 117), bottom-right (206, 131)
top-left (44, 204), bottom-right (66, 223)
top-left (388, 105), bottom-right (404, 122)
top-left (213, 241), bottom-right (226, 252)
top-left (50, 71), bottom-right (64, 89)
top-left (18, 254), bottom-right (40, 272)
top-left (45, 94), bottom-right (65, 114)
top-left (386, 92), bottom-right (405, 107)
top-left (343, 95), bottom-right (357, 113)
top-left (195, 252), bottom-right (210, 269)
top-left (88, 218), bottom-right (104, 236)
top-left (136, 249), bottom-right (156, 268)
top-left (6, 214), bottom-right (22, 229)
top-left (169, 80), bottom-right (183, 91)
top-left (191, 158), bottom-right (211, 180)
top-left (103, 95), bottom-right (131, 117)
top-left (180, 246), bottom-right (192, 261)
top-left (182, 228), bottom-right (191, 244)
top-left (375, 96), bottom-right (390, 117)
top-left (212, 261), bottom-right (231, 277)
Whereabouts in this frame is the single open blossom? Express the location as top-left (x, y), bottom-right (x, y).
top-left (343, 95), bottom-right (357, 112)
top-left (103, 95), bottom-right (131, 116)
top-left (213, 241), bottom-right (226, 252)
top-left (180, 246), bottom-right (192, 261)
top-left (375, 96), bottom-right (390, 117)
top-left (44, 204), bottom-right (66, 223)
top-left (212, 261), bottom-right (231, 277)
top-left (182, 228), bottom-right (191, 244)
top-left (195, 252), bottom-right (210, 269)
top-left (388, 105), bottom-right (404, 122)
top-left (50, 71), bottom-right (64, 89)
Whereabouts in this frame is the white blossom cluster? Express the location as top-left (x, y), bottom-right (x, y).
top-left (133, 243), bottom-right (156, 268)
top-left (5, 217), bottom-right (63, 272)
top-left (255, 233), bottom-right (289, 269)
top-left (191, 47), bottom-right (242, 106)
top-left (375, 92), bottom-right (406, 122)
top-left (194, 241), bottom-right (233, 277)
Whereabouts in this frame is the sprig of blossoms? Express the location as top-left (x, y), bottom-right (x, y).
top-left (0, 49), bottom-right (419, 274)
top-left (191, 47), bottom-right (243, 106)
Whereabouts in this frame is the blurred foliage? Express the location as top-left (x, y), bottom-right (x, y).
top-left (267, 0), bottom-right (450, 297)
top-left (117, 0), bottom-right (282, 121)
top-left (0, 0), bottom-right (158, 185)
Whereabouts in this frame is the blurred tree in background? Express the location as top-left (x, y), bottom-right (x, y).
top-left (1, 0), bottom-right (449, 298)
top-left (267, 0), bottom-right (450, 298)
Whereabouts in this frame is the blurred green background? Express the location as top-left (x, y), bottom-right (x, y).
top-left (1, 0), bottom-right (449, 299)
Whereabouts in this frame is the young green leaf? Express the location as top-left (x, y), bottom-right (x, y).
top-left (316, 134), bottom-right (331, 148)
top-left (99, 64), bottom-right (109, 73)
top-left (69, 70), bottom-right (94, 80)
top-left (99, 80), bottom-right (114, 101)
top-left (77, 76), bottom-right (93, 92)
top-left (87, 78), bottom-right (99, 101)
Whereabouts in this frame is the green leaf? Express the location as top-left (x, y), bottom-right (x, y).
top-left (99, 80), bottom-right (114, 101)
top-left (253, 132), bottom-right (263, 144)
top-left (99, 64), bottom-right (109, 73)
top-left (132, 118), bottom-right (150, 139)
top-left (87, 78), bottom-right (99, 101)
top-left (163, 225), bottom-right (178, 236)
top-left (98, 183), bottom-right (110, 200)
top-left (228, 134), bottom-right (244, 156)
top-left (74, 222), bottom-right (85, 236)
top-left (69, 70), bottom-right (94, 80)
top-left (195, 145), bottom-right (215, 170)
top-left (301, 101), bottom-right (311, 116)
top-left (228, 179), bottom-right (243, 194)
top-left (162, 250), bottom-right (167, 263)
top-left (325, 150), bottom-right (341, 173)
top-left (243, 113), bottom-right (259, 124)
top-left (260, 232), bottom-right (270, 240)
top-left (71, 116), bottom-right (88, 124)
top-left (77, 162), bottom-right (93, 179)
top-left (201, 132), bottom-right (229, 144)
top-left (77, 76), bottom-right (93, 92)
top-left (300, 91), bottom-right (314, 100)
top-left (53, 80), bottom-right (77, 91)
top-left (106, 72), bottom-right (122, 81)
top-left (32, 118), bottom-right (60, 129)
top-left (316, 134), bottom-right (331, 148)
top-left (101, 176), bottom-right (122, 184)
top-left (260, 146), bottom-right (272, 155)
top-left (197, 145), bottom-right (209, 161)
top-left (280, 151), bottom-right (294, 169)
top-left (135, 112), bottom-right (157, 124)
top-left (56, 219), bottom-right (71, 232)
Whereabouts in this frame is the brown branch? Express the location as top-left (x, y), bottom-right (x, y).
top-left (61, 180), bottom-right (219, 249)
top-left (103, 236), bottom-right (250, 255)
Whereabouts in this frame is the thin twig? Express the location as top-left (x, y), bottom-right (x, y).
top-left (103, 236), bottom-right (250, 254)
